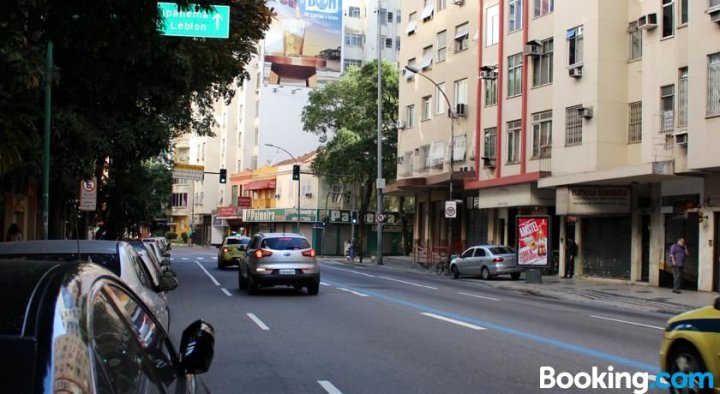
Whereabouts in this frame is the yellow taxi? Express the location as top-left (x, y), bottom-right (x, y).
top-left (217, 236), bottom-right (251, 269)
top-left (659, 297), bottom-right (720, 393)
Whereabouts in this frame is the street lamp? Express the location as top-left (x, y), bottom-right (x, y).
top-left (266, 144), bottom-right (301, 232)
top-left (404, 65), bottom-right (456, 273)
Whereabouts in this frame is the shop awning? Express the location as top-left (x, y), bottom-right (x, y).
top-left (245, 179), bottom-right (276, 191)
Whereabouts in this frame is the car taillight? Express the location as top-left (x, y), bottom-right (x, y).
top-left (302, 249), bottom-right (316, 257)
top-left (223, 247), bottom-right (229, 253)
top-left (255, 249), bottom-right (272, 259)
top-left (493, 257), bottom-right (504, 262)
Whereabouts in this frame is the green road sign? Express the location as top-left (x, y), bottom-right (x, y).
top-left (158, 2), bottom-right (230, 39)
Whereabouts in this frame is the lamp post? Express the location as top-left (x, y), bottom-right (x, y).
top-left (376, 0), bottom-right (384, 265)
top-left (265, 144), bottom-right (301, 232)
top-left (404, 65), bottom-right (456, 273)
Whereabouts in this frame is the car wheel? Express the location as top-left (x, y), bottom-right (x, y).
top-left (510, 272), bottom-right (521, 280)
top-left (481, 267), bottom-right (491, 280)
top-left (247, 275), bottom-right (259, 295)
top-left (668, 345), bottom-right (709, 394)
top-left (451, 265), bottom-right (460, 279)
top-left (238, 267), bottom-right (248, 290)
top-left (307, 282), bottom-right (320, 295)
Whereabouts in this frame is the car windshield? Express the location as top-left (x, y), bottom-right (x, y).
top-left (261, 237), bottom-right (310, 250)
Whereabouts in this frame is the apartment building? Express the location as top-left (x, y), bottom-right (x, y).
top-left (394, 0), bottom-right (720, 291)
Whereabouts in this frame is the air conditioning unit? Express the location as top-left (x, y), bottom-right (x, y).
top-left (455, 103), bottom-right (467, 117)
top-left (479, 70), bottom-right (497, 80)
top-left (453, 0), bottom-right (465, 4)
top-left (708, 5), bottom-right (720, 23)
top-left (397, 120), bottom-right (406, 129)
top-left (674, 131), bottom-right (688, 145)
top-left (459, 166), bottom-right (473, 172)
top-left (637, 13), bottom-right (658, 30)
top-left (569, 66), bottom-right (583, 78)
top-left (523, 42), bottom-right (542, 57)
top-left (579, 106), bottom-right (594, 119)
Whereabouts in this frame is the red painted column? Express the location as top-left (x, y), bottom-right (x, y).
top-left (495, 0), bottom-right (505, 179)
top-left (475, 0), bottom-right (484, 178)
top-left (520, 0), bottom-right (529, 174)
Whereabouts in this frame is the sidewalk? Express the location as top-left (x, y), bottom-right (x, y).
top-left (324, 254), bottom-right (718, 315)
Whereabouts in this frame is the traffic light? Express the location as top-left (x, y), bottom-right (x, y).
top-left (219, 168), bottom-right (227, 184)
top-left (344, 191), bottom-right (351, 205)
top-left (292, 164), bottom-right (300, 181)
top-left (351, 210), bottom-right (358, 224)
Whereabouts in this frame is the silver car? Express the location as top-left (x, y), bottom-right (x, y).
top-left (450, 245), bottom-right (523, 280)
top-left (239, 233), bottom-right (320, 295)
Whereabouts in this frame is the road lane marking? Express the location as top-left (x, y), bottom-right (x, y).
top-left (459, 292), bottom-right (500, 301)
top-left (246, 313), bottom-right (270, 331)
top-left (589, 315), bottom-right (664, 330)
top-left (221, 288), bottom-right (232, 297)
top-left (321, 265), bottom-right (377, 278)
top-left (337, 288), bottom-right (369, 297)
top-left (318, 380), bottom-right (343, 394)
top-left (320, 282), bottom-right (331, 286)
top-left (197, 257), bottom-right (204, 260)
top-left (194, 261), bottom-right (221, 286)
top-left (379, 276), bottom-right (437, 290)
top-left (422, 313), bottom-right (486, 330)
top-left (182, 257), bottom-right (189, 260)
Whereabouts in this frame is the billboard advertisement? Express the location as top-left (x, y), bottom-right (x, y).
top-left (264, 0), bottom-right (343, 88)
top-left (516, 216), bottom-right (550, 267)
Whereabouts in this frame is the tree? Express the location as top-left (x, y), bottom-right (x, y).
top-left (1, 0), bottom-right (272, 237)
top-left (302, 60), bottom-right (398, 261)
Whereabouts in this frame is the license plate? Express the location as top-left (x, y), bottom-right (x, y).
top-left (279, 269), bottom-right (296, 275)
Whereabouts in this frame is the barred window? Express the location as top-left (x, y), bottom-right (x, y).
top-left (708, 53), bottom-right (720, 117)
top-left (628, 102), bottom-right (642, 143)
top-left (565, 106), bottom-right (583, 145)
top-left (532, 111), bottom-right (552, 158)
top-left (484, 127), bottom-right (497, 159)
top-left (678, 68), bottom-right (688, 127)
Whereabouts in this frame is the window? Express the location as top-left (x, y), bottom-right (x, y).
top-left (406, 105), bottom-right (416, 128)
top-left (661, 85), bottom-right (675, 132)
top-left (509, 0), bottom-right (523, 32)
top-left (565, 106), bottom-right (583, 145)
top-left (507, 53), bottom-right (523, 97)
top-left (405, 58), bottom-right (416, 81)
top-left (344, 58), bottom-right (363, 70)
top-left (484, 127), bottom-right (497, 159)
top-left (452, 134), bottom-right (467, 162)
top-left (437, 30), bottom-right (447, 63)
top-left (349, 6), bottom-right (360, 18)
top-left (628, 22), bottom-right (642, 61)
top-left (422, 96), bottom-right (432, 120)
top-left (438, 0), bottom-right (447, 11)
top-left (385, 38), bottom-right (393, 48)
top-left (388, 11), bottom-right (394, 23)
top-left (379, 9), bottom-right (388, 25)
top-left (532, 38), bottom-right (553, 86)
top-left (421, 0), bottom-right (434, 22)
top-left (507, 120), bottom-right (521, 164)
top-left (417, 145), bottom-right (430, 171)
top-left (709, 53), bottom-right (720, 116)
top-left (396, 36), bottom-right (401, 50)
top-left (680, 0), bottom-right (688, 24)
top-left (533, 0), bottom-right (553, 18)
top-left (301, 178), bottom-right (312, 196)
top-left (567, 26), bottom-right (584, 66)
top-left (407, 12), bottom-right (417, 35)
top-left (662, 0), bottom-right (674, 38)
top-left (485, 76), bottom-right (498, 106)
top-left (436, 82), bottom-right (446, 114)
top-left (678, 67), bottom-right (688, 127)
top-left (421, 45), bottom-right (433, 70)
top-left (486, 5), bottom-right (500, 46)
top-left (401, 151), bottom-right (413, 176)
top-left (454, 78), bottom-right (468, 106)
top-left (454, 23), bottom-right (470, 52)
top-left (532, 111), bottom-right (552, 158)
top-left (172, 193), bottom-right (188, 207)
top-left (345, 34), bottom-right (363, 47)
top-left (628, 102), bottom-right (642, 143)
top-left (237, 130), bottom-right (243, 147)
top-left (426, 141), bottom-right (445, 168)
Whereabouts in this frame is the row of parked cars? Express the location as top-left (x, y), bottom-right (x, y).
top-left (0, 237), bottom-right (215, 393)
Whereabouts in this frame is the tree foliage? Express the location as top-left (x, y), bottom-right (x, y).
top-left (302, 60), bottom-right (398, 258)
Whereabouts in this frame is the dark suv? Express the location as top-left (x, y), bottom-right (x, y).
top-left (239, 233), bottom-right (320, 295)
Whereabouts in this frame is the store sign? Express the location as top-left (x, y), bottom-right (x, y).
top-left (556, 186), bottom-right (631, 215)
top-left (237, 196), bottom-right (252, 208)
top-left (244, 208), bottom-right (318, 223)
top-left (216, 206), bottom-right (242, 219)
top-left (516, 216), bottom-right (550, 267)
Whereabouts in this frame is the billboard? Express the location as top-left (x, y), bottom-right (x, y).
top-left (516, 216), bottom-right (550, 267)
top-left (264, 0), bottom-right (343, 88)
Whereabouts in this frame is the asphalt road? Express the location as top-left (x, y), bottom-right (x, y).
top-left (167, 246), bottom-right (671, 394)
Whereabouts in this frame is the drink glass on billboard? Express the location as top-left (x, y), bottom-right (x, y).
top-left (283, 18), bottom-right (306, 57)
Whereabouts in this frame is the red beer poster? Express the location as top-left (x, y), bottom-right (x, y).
top-left (517, 216), bottom-right (550, 266)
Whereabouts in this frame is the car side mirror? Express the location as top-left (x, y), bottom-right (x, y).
top-left (179, 320), bottom-right (215, 374)
top-left (159, 275), bottom-right (178, 292)
top-left (162, 251), bottom-right (171, 258)
top-left (714, 297), bottom-right (720, 311)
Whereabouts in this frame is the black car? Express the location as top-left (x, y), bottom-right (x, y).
top-left (0, 259), bottom-right (215, 393)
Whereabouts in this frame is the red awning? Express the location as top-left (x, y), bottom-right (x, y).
top-left (245, 179), bottom-right (276, 191)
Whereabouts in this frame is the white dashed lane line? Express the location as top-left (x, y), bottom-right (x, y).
top-left (220, 288), bottom-right (232, 297)
top-left (337, 288), bottom-right (369, 297)
top-left (458, 292), bottom-right (500, 301)
top-left (378, 276), bottom-right (437, 290)
top-left (246, 313), bottom-right (270, 331)
top-left (318, 380), bottom-right (343, 394)
top-left (194, 261), bottom-right (221, 286)
top-left (421, 313), bottom-right (486, 330)
top-left (589, 315), bottom-right (664, 330)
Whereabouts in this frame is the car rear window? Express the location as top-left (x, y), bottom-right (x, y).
top-left (489, 247), bottom-right (513, 255)
top-left (226, 238), bottom-right (249, 245)
top-left (261, 237), bottom-right (310, 250)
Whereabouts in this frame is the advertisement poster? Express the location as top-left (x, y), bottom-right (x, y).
top-left (516, 216), bottom-right (550, 266)
top-left (264, 0), bottom-right (343, 88)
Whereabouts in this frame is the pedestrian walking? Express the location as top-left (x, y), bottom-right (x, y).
top-left (5, 224), bottom-right (22, 242)
top-left (344, 239), bottom-right (354, 261)
top-left (669, 237), bottom-right (689, 294)
top-left (563, 239), bottom-right (577, 278)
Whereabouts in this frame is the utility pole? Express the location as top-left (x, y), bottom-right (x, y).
top-left (376, 0), bottom-right (384, 265)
